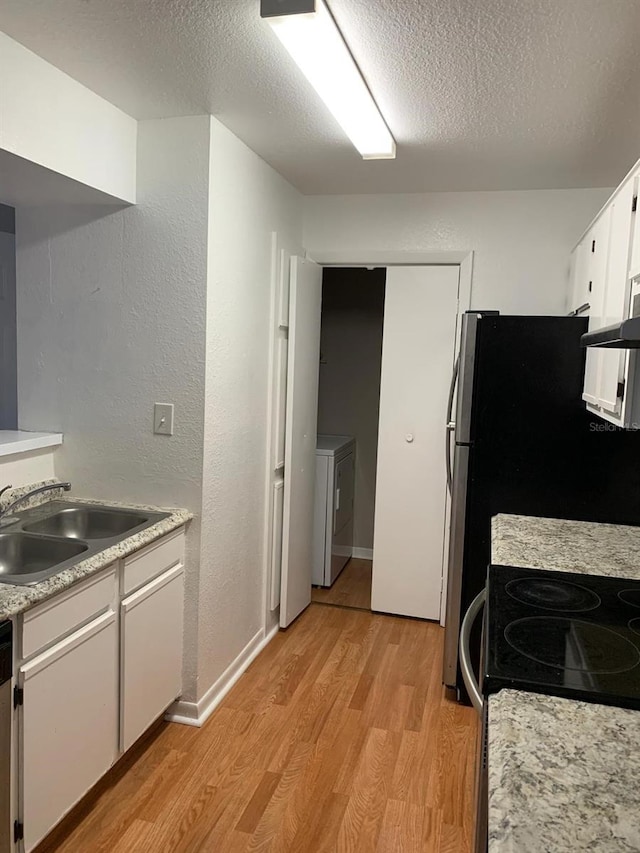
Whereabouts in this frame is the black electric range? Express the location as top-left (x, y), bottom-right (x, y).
top-left (484, 564), bottom-right (640, 710)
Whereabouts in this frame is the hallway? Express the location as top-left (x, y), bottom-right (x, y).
top-left (36, 604), bottom-right (478, 853)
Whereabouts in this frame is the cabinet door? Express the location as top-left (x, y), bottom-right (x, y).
top-left (629, 175), bottom-right (640, 281)
top-left (121, 564), bottom-right (184, 752)
top-left (20, 611), bottom-right (118, 852)
top-left (597, 178), bottom-right (636, 415)
top-left (569, 238), bottom-right (589, 313)
top-left (582, 210), bottom-right (612, 408)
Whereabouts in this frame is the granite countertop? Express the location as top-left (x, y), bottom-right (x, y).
top-left (489, 689), bottom-right (640, 852)
top-left (492, 513), bottom-right (640, 580)
top-left (0, 481), bottom-right (192, 620)
top-left (489, 513), bottom-right (640, 852)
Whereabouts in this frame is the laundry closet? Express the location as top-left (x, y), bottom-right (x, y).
top-left (311, 268), bottom-right (386, 610)
top-left (270, 251), bottom-right (462, 627)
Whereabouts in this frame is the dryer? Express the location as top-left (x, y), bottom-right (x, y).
top-left (313, 435), bottom-right (355, 587)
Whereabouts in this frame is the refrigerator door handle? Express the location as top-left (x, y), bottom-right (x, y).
top-left (443, 443), bottom-right (471, 688)
top-left (445, 356), bottom-right (459, 494)
top-left (459, 588), bottom-right (485, 715)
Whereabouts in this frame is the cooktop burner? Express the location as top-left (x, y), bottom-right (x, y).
top-left (618, 589), bottom-right (640, 610)
top-left (505, 577), bottom-right (600, 611)
top-left (504, 616), bottom-right (640, 674)
top-left (484, 564), bottom-right (640, 710)
top-left (629, 618), bottom-right (640, 638)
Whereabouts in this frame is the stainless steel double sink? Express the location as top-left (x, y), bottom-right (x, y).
top-left (0, 501), bottom-right (169, 586)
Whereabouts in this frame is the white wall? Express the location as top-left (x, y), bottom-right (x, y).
top-left (0, 32), bottom-right (136, 203)
top-left (304, 189), bottom-right (612, 314)
top-left (0, 448), bottom-right (57, 486)
top-left (198, 118), bottom-right (303, 703)
top-left (15, 111), bottom-right (304, 713)
top-left (15, 115), bottom-right (210, 701)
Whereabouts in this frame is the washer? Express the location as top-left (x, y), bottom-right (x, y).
top-left (312, 435), bottom-right (355, 587)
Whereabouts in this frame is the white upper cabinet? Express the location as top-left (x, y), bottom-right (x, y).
top-left (568, 237), bottom-right (590, 314)
top-left (629, 185), bottom-right (640, 281)
top-left (582, 209), bottom-right (612, 409)
top-left (596, 177), bottom-right (636, 416)
top-left (570, 160), bottom-right (640, 427)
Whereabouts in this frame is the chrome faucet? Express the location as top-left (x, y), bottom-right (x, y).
top-left (0, 482), bottom-right (72, 527)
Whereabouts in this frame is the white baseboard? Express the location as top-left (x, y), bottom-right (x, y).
top-left (352, 547), bottom-right (373, 560)
top-left (166, 623), bottom-right (279, 727)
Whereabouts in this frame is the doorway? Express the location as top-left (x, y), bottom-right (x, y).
top-left (311, 267), bottom-right (386, 611)
top-left (270, 248), bottom-right (470, 630)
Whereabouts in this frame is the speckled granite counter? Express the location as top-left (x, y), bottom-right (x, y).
top-left (489, 513), bottom-right (640, 852)
top-left (492, 513), bottom-right (640, 580)
top-left (489, 689), bottom-right (640, 852)
top-left (0, 483), bottom-right (192, 620)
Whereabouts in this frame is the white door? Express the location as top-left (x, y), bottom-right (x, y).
top-left (20, 611), bottom-right (118, 852)
top-left (280, 256), bottom-right (322, 627)
top-left (372, 265), bottom-right (460, 620)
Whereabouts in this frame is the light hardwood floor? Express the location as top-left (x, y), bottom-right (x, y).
top-left (35, 604), bottom-right (478, 853)
top-left (311, 559), bottom-right (373, 610)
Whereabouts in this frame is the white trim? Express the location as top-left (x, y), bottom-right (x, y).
top-left (0, 431), bottom-right (63, 457)
top-left (165, 624), bottom-right (279, 727)
top-left (352, 547), bottom-right (373, 560)
top-left (458, 254), bottom-right (474, 319)
top-left (309, 249), bottom-right (470, 267)
top-left (262, 232), bottom-right (282, 627)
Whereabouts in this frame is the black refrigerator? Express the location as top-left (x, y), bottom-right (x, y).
top-left (442, 311), bottom-right (640, 699)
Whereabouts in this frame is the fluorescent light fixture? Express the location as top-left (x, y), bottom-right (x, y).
top-left (263, 0), bottom-right (396, 160)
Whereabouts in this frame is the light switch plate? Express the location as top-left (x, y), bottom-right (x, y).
top-left (154, 403), bottom-right (174, 436)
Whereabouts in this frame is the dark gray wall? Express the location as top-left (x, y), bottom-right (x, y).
top-left (317, 267), bottom-right (385, 550)
top-left (0, 204), bottom-right (16, 429)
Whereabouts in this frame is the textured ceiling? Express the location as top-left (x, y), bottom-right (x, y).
top-left (1, 0), bottom-right (639, 194)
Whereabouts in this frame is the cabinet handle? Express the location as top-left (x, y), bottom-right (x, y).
top-left (122, 563), bottom-right (184, 612)
top-left (588, 281), bottom-right (593, 293)
top-left (20, 610), bottom-right (117, 680)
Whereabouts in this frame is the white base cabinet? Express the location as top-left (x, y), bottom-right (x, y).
top-left (20, 612), bottom-right (118, 853)
top-left (13, 527), bottom-right (186, 852)
top-left (121, 564), bottom-right (184, 752)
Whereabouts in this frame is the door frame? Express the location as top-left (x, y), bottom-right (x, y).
top-left (308, 249), bottom-right (474, 626)
top-left (264, 245), bottom-right (474, 630)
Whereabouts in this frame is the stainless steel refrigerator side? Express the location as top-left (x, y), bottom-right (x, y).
top-left (445, 356), bottom-right (459, 493)
top-left (443, 312), bottom-right (479, 689)
top-left (455, 313), bottom-right (479, 444)
top-left (443, 442), bottom-right (470, 687)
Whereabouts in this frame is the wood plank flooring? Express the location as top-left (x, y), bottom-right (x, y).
top-left (35, 604), bottom-right (478, 853)
top-left (311, 559), bottom-right (373, 610)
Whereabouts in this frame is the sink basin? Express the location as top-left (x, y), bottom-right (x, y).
top-left (23, 508), bottom-right (150, 540)
top-left (0, 533), bottom-right (88, 580)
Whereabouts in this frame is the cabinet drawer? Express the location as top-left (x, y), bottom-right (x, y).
top-left (21, 565), bottom-right (117, 661)
top-left (123, 527), bottom-right (185, 596)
